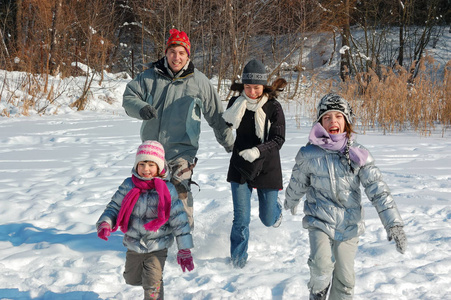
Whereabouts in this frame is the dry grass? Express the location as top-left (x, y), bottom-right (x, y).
top-left (1, 55), bottom-right (450, 138)
top-left (293, 55), bottom-right (451, 136)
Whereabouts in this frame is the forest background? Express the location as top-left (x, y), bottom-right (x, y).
top-left (1, 0), bottom-right (450, 134)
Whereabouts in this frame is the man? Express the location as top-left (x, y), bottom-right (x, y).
top-left (122, 28), bottom-right (234, 229)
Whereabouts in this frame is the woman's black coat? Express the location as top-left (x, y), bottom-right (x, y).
top-left (226, 96), bottom-right (285, 190)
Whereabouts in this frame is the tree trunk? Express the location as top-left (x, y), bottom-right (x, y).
top-left (340, 0), bottom-right (351, 81)
top-left (397, 0), bottom-right (405, 67)
top-left (49, 0), bottom-right (62, 75)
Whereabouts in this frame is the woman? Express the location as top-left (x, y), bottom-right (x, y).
top-left (222, 59), bottom-right (287, 268)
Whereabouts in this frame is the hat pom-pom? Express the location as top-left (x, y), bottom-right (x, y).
top-left (169, 28), bottom-right (179, 35)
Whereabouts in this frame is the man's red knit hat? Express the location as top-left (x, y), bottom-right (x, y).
top-left (165, 28), bottom-right (191, 56)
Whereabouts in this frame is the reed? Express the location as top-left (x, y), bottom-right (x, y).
top-left (294, 55), bottom-right (451, 136)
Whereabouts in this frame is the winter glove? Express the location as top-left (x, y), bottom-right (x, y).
top-left (97, 222), bottom-right (111, 241)
top-left (283, 198), bottom-right (298, 215)
top-left (224, 143), bottom-right (234, 153)
top-left (239, 147), bottom-right (260, 163)
top-left (387, 225), bottom-right (407, 254)
top-left (139, 105), bottom-right (158, 120)
top-left (177, 249), bottom-right (194, 272)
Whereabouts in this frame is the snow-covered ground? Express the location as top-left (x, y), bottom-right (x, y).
top-left (1, 27), bottom-right (450, 299)
top-left (0, 94), bottom-right (450, 299)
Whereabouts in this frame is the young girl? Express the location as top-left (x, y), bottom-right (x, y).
top-left (96, 140), bottom-right (194, 300)
top-left (284, 94), bottom-right (407, 300)
top-left (222, 59), bottom-right (287, 268)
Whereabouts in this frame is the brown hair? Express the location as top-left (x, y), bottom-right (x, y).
top-left (230, 77), bottom-right (287, 99)
top-left (344, 121), bottom-right (355, 139)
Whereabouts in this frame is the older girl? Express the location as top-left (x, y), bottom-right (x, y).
top-left (223, 59), bottom-right (286, 268)
top-left (285, 94), bottom-right (407, 299)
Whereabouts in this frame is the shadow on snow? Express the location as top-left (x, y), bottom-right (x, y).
top-left (0, 222), bottom-right (123, 252)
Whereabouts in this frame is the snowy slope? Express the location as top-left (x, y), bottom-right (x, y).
top-left (1, 27), bottom-right (450, 299)
top-left (0, 102), bottom-right (450, 299)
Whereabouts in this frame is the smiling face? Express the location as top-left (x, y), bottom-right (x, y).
top-left (244, 84), bottom-right (264, 99)
top-left (165, 45), bottom-right (189, 73)
top-left (320, 111), bottom-right (346, 134)
top-left (136, 161), bottom-right (159, 178)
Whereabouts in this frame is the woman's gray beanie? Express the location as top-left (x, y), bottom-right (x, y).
top-left (242, 59), bottom-right (268, 85)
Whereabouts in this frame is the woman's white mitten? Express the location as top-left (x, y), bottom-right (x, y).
top-left (239, 147), bottom-right (260, 163)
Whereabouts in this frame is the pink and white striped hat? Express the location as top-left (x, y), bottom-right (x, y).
top-left (134, 140), bottom-right (165, 173)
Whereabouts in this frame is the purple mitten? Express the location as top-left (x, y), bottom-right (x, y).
top-left (97, 222), bottom-right (111, 241)
top-left (177, 249), bottom-right (194, 272)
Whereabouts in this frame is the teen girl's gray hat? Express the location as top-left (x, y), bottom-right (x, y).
top-left (242, 59), bottom-right (268, 85)
top-left (316, 93), bottom-right (354, 124)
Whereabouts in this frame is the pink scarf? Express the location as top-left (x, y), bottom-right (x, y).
top-left (113, 175), bottom-right (171, 233)
top-left (309, 123), bottom-right (369, 167)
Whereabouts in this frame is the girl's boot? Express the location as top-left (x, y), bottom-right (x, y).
top-left (143, 286), bottom-right (161, 300)
top-left (309, 284), bottom-right (330, 300)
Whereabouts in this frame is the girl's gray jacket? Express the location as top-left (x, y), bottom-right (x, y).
top-left (122, 58), bottom-right (234, 162)
top-left (96, 171), bottom-right (193, 253)
top-left (285, 141), bottom-right (404, 242)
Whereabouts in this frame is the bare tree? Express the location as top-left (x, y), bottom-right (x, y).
top-left (69, 0), bottom-right (118, 110)
top-left (0, 0), bottom-right (16, 70)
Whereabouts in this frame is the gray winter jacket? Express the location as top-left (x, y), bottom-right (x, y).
top-left (285, 141), bottom-right (404, 242)
top-left (122, 57), bottom-right (234, 162)
top-left (96, 170), bottom-right (193, 253)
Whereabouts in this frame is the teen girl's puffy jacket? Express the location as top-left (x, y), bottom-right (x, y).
top-left (122, 57), bottom-right (234, 162)
top-left (285, 141), bottom-right (404, 241)
top-left (96, 170), bottom-right (193, 253)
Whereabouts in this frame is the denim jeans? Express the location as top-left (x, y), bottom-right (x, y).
top-left (230, 181), bottom-right (281, 268)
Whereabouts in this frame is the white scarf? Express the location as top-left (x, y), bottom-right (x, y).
top-left (223, 91), bottom-right (269, 142)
